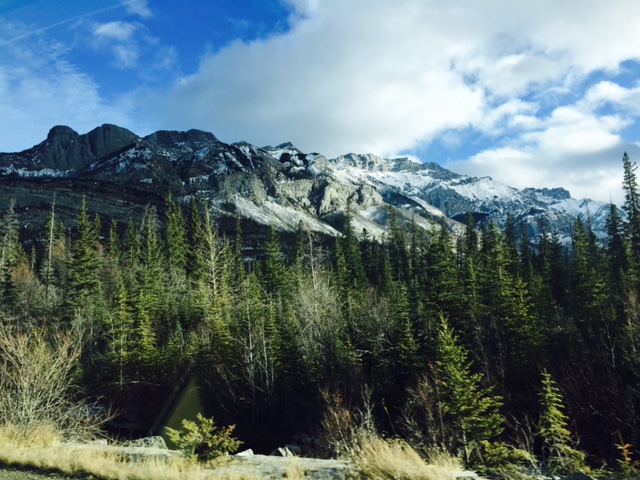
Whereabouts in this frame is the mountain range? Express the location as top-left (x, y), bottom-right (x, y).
top-left (0, 123), bottom-right (614, 247)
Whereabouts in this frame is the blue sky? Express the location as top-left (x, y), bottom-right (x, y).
top-left (2, 0), bottom-right (640, 204)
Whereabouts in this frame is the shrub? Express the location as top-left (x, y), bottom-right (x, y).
top-left (472, 440), bottom-right (539, 479)
top-left (0, 323), bottom-right (104, 440)
top-left (616, 439), bottom-right (640, 480)
top-left (165, 413), bottom-right (242, 461)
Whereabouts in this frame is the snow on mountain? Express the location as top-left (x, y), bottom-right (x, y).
top-left (0, 124), bottom-right (618, 244)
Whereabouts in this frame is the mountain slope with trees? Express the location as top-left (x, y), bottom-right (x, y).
top-left (1, 135), bottom-right (639, 476)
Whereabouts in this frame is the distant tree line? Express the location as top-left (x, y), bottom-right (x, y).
top-left (1, 153), bottom-right (640, 475)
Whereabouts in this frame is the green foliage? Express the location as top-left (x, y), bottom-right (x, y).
top-left (0, 199), bottom-right (24, 305)
top-left (5, 153), bottom-right (640, 470)
top-left (164, 413), bottom-right (242, 461)
top-left (165, 193), bottom-right (188, 273)
top-left (538, 370), bottom-right (586, 475)
top-left (67, 196), bottom-right (102, 308)
top-left (432, 315), bottom-right (505, 465)
top-left (616, 439), bottom-right (640, 480)
top-left (471, 440), bottom-right (538, 479)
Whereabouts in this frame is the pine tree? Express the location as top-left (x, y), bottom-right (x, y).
top-left (106, 278), bottom-right (136, 388)
top-left (42, 195), bottom-right (57, 300)
top-left (431, 315), bottom-right (504, 465)
top-left (387, 206), bottom-right (409, 282)
top-left (165, 193), bottom-right (188, 274)
top-left (107, 219), bottom-right (121, 264)
top-left (186, 196), bottom-right (205, 276)
top-left (569, 217), bottom-right (610, 351)
top-left (262, 225), bottom-right (287, 297)
top-left (606, 203), bottom-right (629, 296)
top-left (622, 152), bottom-right (640, 284)
top-left (339, 201), bottom-right (367, 288)
top-left (0, 199), bottom-right (25, 306)
top-left (138, 206), bottom-right (168, 341)
top-left (538, 370), bottom-right (586, 475)
top-left (68, 196), bottom-right (102, 308)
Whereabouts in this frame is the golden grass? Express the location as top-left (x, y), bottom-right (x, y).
top-left (0, 423), bottom-right (461, 480)
top-left (347, 432), bottom-right (461, 480)
top-left (0, 423), bottom-right (216, 480)
top-left (284, 456), bottom-right (308, 480)
top-left (0, 424), bottom-right (323, 480)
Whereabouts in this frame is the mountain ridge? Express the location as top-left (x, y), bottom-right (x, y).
top-left (0, 124), bottom-right (615, 245)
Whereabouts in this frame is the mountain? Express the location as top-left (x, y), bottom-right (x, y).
top-left (0, 124), bottom-right (614, 247)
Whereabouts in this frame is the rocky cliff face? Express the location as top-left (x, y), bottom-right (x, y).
top-left (0, 124), bottom-right (615, 246)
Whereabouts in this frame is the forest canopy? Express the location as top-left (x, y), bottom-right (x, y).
top-left (1, 153), bottom-right (640, 477)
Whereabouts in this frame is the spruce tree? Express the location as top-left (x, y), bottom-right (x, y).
top-left (0, 199), bottom-right (25, 306)
top-left (431, 315), bottom-right (504, 465)
top-left (165, 193), bottom-right (188, 274)
top-left (622, 152), bottom-right (640, 263)
top-left (262, 225), bottom-right (287, 297)
top-left (538, 370), bottom-right (586, 475)
top-left (68, 196), bottom-right (102, 309)
top-left (605, 203), bottom-right (629, 297)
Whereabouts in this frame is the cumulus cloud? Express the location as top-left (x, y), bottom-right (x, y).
top-left (147, 0), bottom-right (640, 204)
top-left (3, 0), bottom-right (640, 204)
top-left (449, 99), bottom-right (635, 203)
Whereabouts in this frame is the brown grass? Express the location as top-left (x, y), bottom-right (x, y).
top-left (347, 431), bottom-right (461, 480)
top-left (0, 424), bottom-right (203, 480)
top-left (0, 424), bottom-right (325, 480)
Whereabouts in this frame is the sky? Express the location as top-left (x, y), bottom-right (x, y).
top-left (2, 0), bottom-right (640, 204)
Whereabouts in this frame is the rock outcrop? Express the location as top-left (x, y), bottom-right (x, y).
top-left (0, 124), bottom-right (615, 247)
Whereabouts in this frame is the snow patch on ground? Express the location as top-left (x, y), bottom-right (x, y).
top-left (0, 165), bottom-right (70, 177)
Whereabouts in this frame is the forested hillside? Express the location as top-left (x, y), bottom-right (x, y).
top-left (1, 153), bottom-right (640, 476)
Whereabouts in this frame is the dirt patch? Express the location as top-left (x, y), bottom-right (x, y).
top-left (0, 468), bottom-right (74, 480)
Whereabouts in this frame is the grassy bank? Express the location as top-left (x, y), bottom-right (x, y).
top-left (0, 423), bottom-right (465, 480)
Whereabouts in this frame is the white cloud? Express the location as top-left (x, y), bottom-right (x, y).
top-left (0, 41), bottom-right (137, 153)
top-left (94, 21), bottom-right (137, 41)
top-left (90, 20), bottom-right (156, 69)
top-left (449, 99), bottom-right (634, 203)
top-left (4, 0), bottom-right (640, 206)
top-left (123, 0), bottom-right (152, 19)
top-left (146, 0), bottom-right (640, 204)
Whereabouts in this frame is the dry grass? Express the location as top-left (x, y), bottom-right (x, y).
top-left (0, 424), bottom-right (217, 480)
top-left (347, 431), bottom-right (461, 480)
top-left (0, 424), bottom-right (328, 480)
top-left (284, 457), bottom-right (308, 480)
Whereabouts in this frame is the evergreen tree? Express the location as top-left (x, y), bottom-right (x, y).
top-left (339, 201), bottom-right (367, 288)
top-left (622, 152), bottom-right (640, 274)
top-left (107, 219), bottom-right (121, 264)
top-left (165, 193), bottom-right (188, 274)
top-left (68, 196), bottom-right (102, 308)
top-left (605, 203), bottom-right (629, 297)
top-left (387, 206), bottom-right (409, 282)
top-left (569, 217), bottom-right (609, 352)
top-left (538, 370), bottom-right (586, 475)
top-left (262, 225), bottom-right (287, 297)
top-left (105, 278), bottom-right (136, 388)
top-left (138, 206), bottom-right (168, 341)
top-left (0, 199), bottom-right (25, 306)
top-left (186, 196), bottom-right (205, 276)
top-left (431, 315), bottom-right (504, 465)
